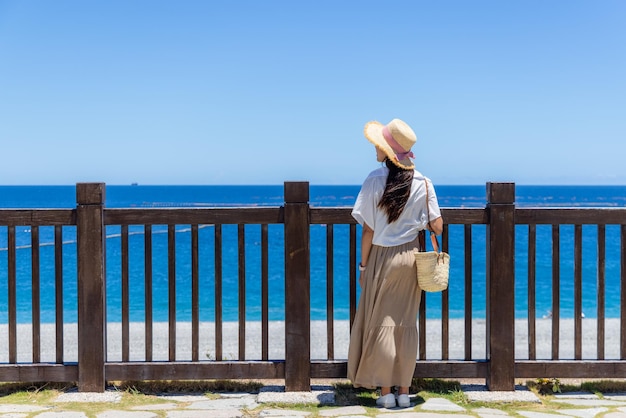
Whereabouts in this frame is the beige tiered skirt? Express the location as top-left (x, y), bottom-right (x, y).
top-left (347, 238), bottom-right (421, 389)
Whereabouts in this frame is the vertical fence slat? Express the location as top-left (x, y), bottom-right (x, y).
top-left (215, 224), bottom-right (223, 361)
top-left (122, 224), bottom-right (129, 362)
top-left (168, 224), bottom-right (176, 362)
top-left (464, 225), bottom-right (473, 361)
top-left (574, 224), bottom-right (582, 360)
top-left (55, 225), bottom-right (63, 364)
top-left (620, 225), bottom-right (626, 360)
top-left (144, 224), bottom-right (153, 362)
top-left (349, 224), bottom-right (357, 329)
top-left (31, 226), bottom-right (41, 363)
top-left (191, 224), bottom-right (199, 362)
top-left (419, 293), bottom-right (426, 360)
top-left (326, 224), bottom-right (334, 360)
top-left (238, 224), bottom-right (246, 361)
top-left (528, 224), bottom-right (537, 360)
top-left (418, 230), bottom-right (426, 360)
top-left (261, 224), bottom-right (269, 361)
top-left (76, 182), bottom-right (106, 392)
top-left (442, 225), bottom-right (449, 360)
top-left (597, 224), bottom-right (605, 360)
top-left (552, 225), bottom-right (561, 360)
top-left (8, 225), bottom-right (16, 364)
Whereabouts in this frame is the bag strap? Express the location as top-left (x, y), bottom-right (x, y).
top-left (424, 179), bottom-right (440, 253)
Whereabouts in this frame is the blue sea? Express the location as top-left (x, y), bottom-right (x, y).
top-left (1, 184), bottom-right (626, 324)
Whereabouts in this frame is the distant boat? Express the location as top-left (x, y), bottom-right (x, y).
top-left (131, 182), bottom-right (138, 186)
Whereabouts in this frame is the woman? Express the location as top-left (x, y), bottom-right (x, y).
top-left (347, 118), bottom-right (443, 408)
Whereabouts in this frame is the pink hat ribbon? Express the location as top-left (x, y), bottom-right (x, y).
top-left (382, 126), bottom-right (414, 161)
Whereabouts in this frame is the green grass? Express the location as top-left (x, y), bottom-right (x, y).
top-left (0, 381), bottom-right (74, 396)
top-left (411, 377), bottom-right (462, 394)
top-left (525, 378), bottom-right (626, 396)
top-left (580, 380), bottom-right (626, 394)
top-left (110, 379), bottom-right (264, 395)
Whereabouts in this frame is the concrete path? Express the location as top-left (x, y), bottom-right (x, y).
top-left (2, 385), bottom-right (626, 417)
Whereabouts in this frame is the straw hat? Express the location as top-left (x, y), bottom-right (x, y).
top-left (364, 118), bottom-right (416, 170)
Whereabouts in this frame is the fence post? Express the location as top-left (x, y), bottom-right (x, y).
top-left (486, 182), bottom-right (516, 391)
top-left (284, 181), bottom-right (311, 391)
top-left (76, 183), bottom-right (106, 392)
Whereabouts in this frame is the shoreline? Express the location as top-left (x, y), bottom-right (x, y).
top-left (1, 318), bottom-right (622, 364)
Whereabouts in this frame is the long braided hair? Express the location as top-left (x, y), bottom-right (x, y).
top-left (377, 158), bottom-right (414, 223)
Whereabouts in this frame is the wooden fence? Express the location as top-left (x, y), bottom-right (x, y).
top-left (1, 181), bottom-right (626, 392)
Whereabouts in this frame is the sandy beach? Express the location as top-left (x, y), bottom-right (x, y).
top-left (1, 318), bottom-right (622, 364)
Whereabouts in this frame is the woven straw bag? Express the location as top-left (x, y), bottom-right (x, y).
top-left (414, 179), bottom-right (450, 292)
top-left (415, 234), bottom-right (450, 292)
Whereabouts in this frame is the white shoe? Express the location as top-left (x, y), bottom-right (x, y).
top-left (397, 393), bottom-right (411, 407)
top-left (376, 393), bottom-right (396, 408)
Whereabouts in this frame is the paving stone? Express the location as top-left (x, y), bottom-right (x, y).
top-left (552, 399), bottom-right (626, 407)
top-left (556, 407), bottom-right (609, 418)
top-left (419, 397), bottom-right (466, 412)
top-left (35, 412), bottom-right (88, 418)
top-left (372, 403), bottom-right (412, 413)
top-left (477, 414), bottom-right (513, 418)
top-left (155, 394), bottom-right (209, 403)
top-left (219, 392), bottom-right (258, 398)
top-left (96, 411), bottom-right (157, 418)
top-left (317, 405), bottom-right (368, 416)
top-left (0, 405), bottom-right (49, 413)
top-left (130, 403), bottom-right (179, 411)
top-left (259, 409), bottom-right (312, 416)
top-left (376, 413), bottom-right (475, 418)
top-left (516, 412), bottom-right (570, 418)
top-left (603, 413), bottom-right (626, 418)
top-left (167, 410), bottom-right (244, 418)
top-left (0, 413), bottom-right (28, 418)
top-left (474, 406), bottom-right (511, 416)
top-left (186, 397), bottom-right (259, 410)
top-left (332, 415), bottom-right (369, 418)
top-left (554, 392), bottom-right (599, 399)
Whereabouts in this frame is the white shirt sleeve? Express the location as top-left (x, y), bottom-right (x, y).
top-left (426, 178), bottom-right (442, 223)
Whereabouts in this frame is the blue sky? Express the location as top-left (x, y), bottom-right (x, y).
top-left (1, 1), bottom-right (624, 186)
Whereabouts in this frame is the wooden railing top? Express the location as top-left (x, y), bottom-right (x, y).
top-left (104, 207), bottom-right (284, 225)
top-left (0, 209), bottom-right (76, 226)
top-left (516, 207), bottom-right (626, 224)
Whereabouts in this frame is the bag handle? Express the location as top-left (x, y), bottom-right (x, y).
top-left (424, 179), bottom-right (440, 253)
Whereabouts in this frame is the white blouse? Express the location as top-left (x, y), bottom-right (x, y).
top-left (351, 167), bottom-right (441, 247)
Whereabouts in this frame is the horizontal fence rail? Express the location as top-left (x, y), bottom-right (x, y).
top-left (1, 182), bottom-right (626, 391)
